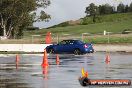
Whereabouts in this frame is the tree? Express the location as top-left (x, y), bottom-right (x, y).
top-left (129, 3), bottom-right (132, 12)
top-left (104, 4), bottom-right (114, 14)
top-left (98, 5), bottom-right (105, 15)
top-left (98, 4), bottom-right (115, 15)
top-left (125, 5), bottom-right (129, 13)
top-left (117, 3), bottom-right (125, 13)
top-left (0, 0), bottom-right (50, 39)
top-left (85, 3), bottom-right (98, 22)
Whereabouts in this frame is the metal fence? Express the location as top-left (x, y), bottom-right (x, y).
top-left (0, 33), bottom-right (132, 44)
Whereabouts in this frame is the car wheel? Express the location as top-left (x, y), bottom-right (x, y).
top-left (48, 48), bottom-right (55, 54)
top-left (74, 49), bottom-right (81, 55)
top-left (91, 50), bottom-right (94, 53)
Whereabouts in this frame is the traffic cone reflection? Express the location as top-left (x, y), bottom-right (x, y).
top-left (42, 67), bottom-right (48, 80)
top-left (16, 54), bottom-right (20, 63)
top-left (16, 63), bottom-right (19, 70)
top-left (105, 54), bottom-right (110, 64)
top-left (56, 54), bottom-right (60, 65)
top-left (16, 54), bottom-right (20, 69)
top-left (41, 49), bottom-right (49, 68)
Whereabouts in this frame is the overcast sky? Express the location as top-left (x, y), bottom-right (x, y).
top-left (34, 0), bottom-right (132, 28)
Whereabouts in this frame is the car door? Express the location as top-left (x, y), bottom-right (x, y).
top-left (62, 40), bottom-right (75, 53)
top-left (55, 40), bottom-right (66, 53)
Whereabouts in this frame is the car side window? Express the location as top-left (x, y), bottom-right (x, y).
top-left (59, 40), bottom-right (75, 45)
top-left (69, 41), bottom-right (74, 44)
top-left (60, 41), bottom-right (66, 45)
top-left (64, 40), bottom-right (71, 45)
top-left (65, 41), bottom-right (70, 45)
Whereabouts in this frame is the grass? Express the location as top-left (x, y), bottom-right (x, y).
top-left (0, 13), bottom-right (132, 44)
top-left (83, 34), bottom-right (132, 44)
top-left (24, 13), bottom-right (132, 36)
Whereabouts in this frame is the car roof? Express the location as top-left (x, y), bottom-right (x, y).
top-left (63, 39), bottom-right (80, 41)
top-left (61, 40), bottom-right (83, 44)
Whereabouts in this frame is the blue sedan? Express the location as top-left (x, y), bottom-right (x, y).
top-left (46, 40), bottom-right (94, 55)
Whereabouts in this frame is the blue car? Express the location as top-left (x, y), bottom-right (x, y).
top-left (46, 40), bottom-right (94, 55)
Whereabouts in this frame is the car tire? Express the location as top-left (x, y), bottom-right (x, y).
top-left (74, 49), bottom-right (81, 55)
top-left (48, 48), bottom-right (55, 54)
top-left (91, 50), bottom-right (94, 53)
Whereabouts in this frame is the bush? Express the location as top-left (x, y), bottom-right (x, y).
top-left (26, 27), bottom-right (39, 31)
top-left (122, 29), bottom-right (131, 34)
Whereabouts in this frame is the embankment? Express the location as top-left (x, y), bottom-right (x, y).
top-left (94, 44), bottom-right (132, 52)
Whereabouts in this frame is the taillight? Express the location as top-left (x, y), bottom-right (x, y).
top-left (84, 44), bottom-right (88, 48)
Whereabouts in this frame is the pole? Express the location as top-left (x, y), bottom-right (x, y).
top-left (107, 32), bottom-right (110, 44)
top-left (32, 35), bottom-right (33, 44)
top-left (57, 34), bottom-right (59, 43)
top-left (82, 33), bottom-right (83, 42)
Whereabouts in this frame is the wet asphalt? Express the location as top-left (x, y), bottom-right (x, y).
top-left (0, 52), bottom-right (132, 88)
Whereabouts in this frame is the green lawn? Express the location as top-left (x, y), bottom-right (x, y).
top-left (24, 13), bottom-right (132, 37)
top-left (1, 13), bottom-right (131, 44)
top-left (83, 34), bottom-right (132, 44)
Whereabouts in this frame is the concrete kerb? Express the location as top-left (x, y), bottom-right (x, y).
top-left (0, 44), bottom-right (132, 53)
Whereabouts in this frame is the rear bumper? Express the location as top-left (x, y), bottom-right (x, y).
top-left (84, 49), bottom-right (94, 53)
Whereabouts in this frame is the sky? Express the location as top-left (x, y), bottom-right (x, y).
top-left (34, 0), bottom-right (132, 28)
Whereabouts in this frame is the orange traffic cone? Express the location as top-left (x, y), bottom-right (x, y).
top-left (105, 54), bottom-right (110, 63)
top-left (41, 49), bottom-right (49, 68)
top-left (45, 32), bottom-right (52, 44)
top-left (56, 54), bottom-right (60, 65)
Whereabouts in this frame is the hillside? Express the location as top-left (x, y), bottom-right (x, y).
top-left (47, 13), bottom-right (132, 29)
top-left (0, 13), bottom-right (132, 44)
top-left (22, 13), bottom-right (132, 44)
top-left (25, 13), bottom-right (132, 36)
top-left (47, 19), bottom-right (81, 29)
